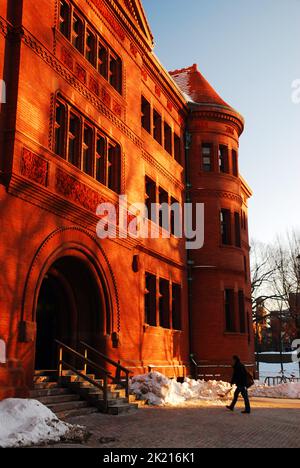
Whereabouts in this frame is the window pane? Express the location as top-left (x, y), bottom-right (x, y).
top-left (239, 291), bottom-right (246, 333)
top-left (83, 124), bottom-right (94, 176)
top-left (107, 143), bottom-right (121, 193)
top-left (202, 143), bottom-right (212, 172)
top-left (164, 122), bottom-right (172, 155)
top-left (98, 43), bottom-right (108, 79)
top-left (145, 176), bottom-right (157, 221)
top-left (234, 212), bottom-right (241, 248)
top-left (232, 149), bottom-right (238, 177)
top-left (68, 112), bottom-right (81, 168)
top-left (219, 145), bottom-right (229, 173)
top-left (55, 101), bottom-right (66, 158)
top-left (59, 0), bottom-right (71, 39)
top-left (86, 29), bottom-right (96, 67)
top-left (174, 134), bottom-right (181, 163)
top-left (141, 97), bottom-right (151, 133)
top-left (153, 110), bottom-right (162, 144)
top-left (159, 188), bottom-right (169, 230)
top-left (72, 13), bottom-right (84, 53)
top-left (145, 273), bottom-right (157, 326)
top-left (96, 133), bottom-right (106, 184)
top-left (220, 209), bottom-right (231, 245)
top-left (159, 279), bottom-right (170, 329)
top-left (109, 54), bottom-right (122, 93)
top-left (172, 284), bottom-right (182, 330)
top-left (225, 289), bottom-right (235, 332)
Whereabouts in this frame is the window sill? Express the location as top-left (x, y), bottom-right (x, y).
top-left (143, 324), bottom-right (183, 334)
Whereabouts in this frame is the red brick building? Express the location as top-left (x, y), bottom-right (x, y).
top-left (0, 0), bottom-right (254, 399)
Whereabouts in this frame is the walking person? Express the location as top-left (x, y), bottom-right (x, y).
top-left (226, 355), bottom-right (251, 414)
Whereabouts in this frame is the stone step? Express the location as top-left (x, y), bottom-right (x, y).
top-left (33, 382), bottom-right (59, 390)
top-left (79, 388), bottom-right (121, 400)
top-left (47, 400), bottom-right (88, 413)
top-left (107, 397), bottom-right (129, 407)
top-left (35, 394), bottom-right (80, 405)
top-left (107, 403), bottom-right (139, 416)
top-left (30, 387), bottom-right (71, 398)
top-left (56, 406), bottom-right (99, 420)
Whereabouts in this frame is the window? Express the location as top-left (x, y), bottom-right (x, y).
top-left (225, 289), bottom-right (235, 332)
top-left (232, 149), bottom-right (238, 177)
top-left (220, 209), bottom-right (231, 245)
top-left (244, 256), bottom-right (248, 282)
top-left (107, 143), bottom-right (121, 194)
top-left (238, 291), bottom-right (246, 333)
top-left (59, 2), bottom-right (122, 94)
top-left (54, 101), bottom-right (66, 158)
top-left (153, 110), bottom-right (162, 144)
top-left (59, 0), bottom-right (71, 39)
top-left (68, 112), bottom-right (81, 168)
top-left (141, 97), bottom-right (151, 133)
top-left (234, 212), bottom-right (241, 247)
top-left (145, 273), bottom-right (157, 326)
top-left (159, 188), bottom-right (169, 230)
top-left (170, 197), bottom-right (180, 236)
top-left (159, 279), bottom-right (170, 329)
top-left (82, 124), bottom-right (94, 176)
top-left (109, 53), bottom-right (122, 93)
top-left (98, 42), bottom-right (108, 79)
top-left (219, 145), bottom-right (229, 173)
top-left (174, 134), bottom-right (181, 164)
top-left (72, 13), bottom-right (84, 53)
top-left (85, 28), bottom-right (96, 67)
top-left (145, 176), bottom-right (157, 221)
top-left (164, 122), bottom-right (172, 155)
top-left (172, 284), bottom-right (182, 330)
top-left (54, 96), bottom-right (121, 193)
top-left (202, 143), bottom-right (213, 172)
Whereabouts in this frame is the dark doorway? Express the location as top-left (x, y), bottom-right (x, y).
top-left (35, 256), bottom-right (106, 371)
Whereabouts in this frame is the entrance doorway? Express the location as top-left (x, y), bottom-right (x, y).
top-left (35, 256), bottom-right (107, 371)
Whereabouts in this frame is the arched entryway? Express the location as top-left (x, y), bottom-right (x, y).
top-left (35, 255), bottom-right (110, 371)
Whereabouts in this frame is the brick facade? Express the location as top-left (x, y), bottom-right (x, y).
top-left (0, 1), bottom-right (254, 398)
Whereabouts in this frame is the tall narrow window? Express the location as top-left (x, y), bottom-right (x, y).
top-left (96, 133), bottom-right (106, 184)
top-left (232, 149), bottom-right (238, 177)
top-left (220, 209), bottom-right (231, 245)
top-left (109, 53), bottom-right (122, 94)
top-left (202, 143), bottom-right (213, 172)
top-left (153, 110), bottom-right (162, 144)
top-left (98, 42), bottom-right (108, 79)
top-left (85, 28), bottom-right (96, 67)
top-left (72, 13), bottom-right (84, 53)
top-left (234, 212), bottom-right (241, 247)
top-left (141, 97), bottom-right (151, 133)
top-left (159, 188), bottom-right (169, 231)
top-left (172, 283), bottom-right (182, 330)
top-left (219, 145), bottom-right (229, 173)
top-left (82, 124), bottom-right (94, 176)
top-left (54, 101), bottom-right (66, 158)
top-left (174, 134), bottom-right (182, 164)
top-left (59, 0), bottom-right (71, 39)
top-left (170, 197), bottom-right (180, 236)
top-left (107, 143), bottom-right (121, 193)
top-left (159, 279), bottom-right (170, 329)
top-left (68, 112), bottom-right (81, 168)
top-left (238, 291), bottom-right (246, 333)
top-left (164, 122), bottom-right (172, 155)
top-left (145, 176), bottom-right (157, 221)
top-left (145, 273), bottom-right (157, 327)
top-left (225, 289), bottom-right (235, 332)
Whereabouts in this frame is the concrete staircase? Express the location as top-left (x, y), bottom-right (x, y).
top-left (30, 373), bottom-right (139, 418)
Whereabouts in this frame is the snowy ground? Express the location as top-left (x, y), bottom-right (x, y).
top-left (258, 361), bottom-right (300, 381)
top-left (130, 372), bottom-right (300, 407)
top-left (0, 399), bottom-right (87, 448)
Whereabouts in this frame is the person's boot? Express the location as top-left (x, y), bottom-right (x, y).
top-left (241, 410), bottom-right (251, 414)
top-left (226, 406), bottom-right (234, 411)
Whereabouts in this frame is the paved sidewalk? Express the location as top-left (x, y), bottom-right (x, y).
top-left (51, 398), bottom-right (300, 449)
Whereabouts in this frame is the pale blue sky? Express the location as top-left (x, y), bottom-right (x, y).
top-left (143, 0), bottom-right (300, 243)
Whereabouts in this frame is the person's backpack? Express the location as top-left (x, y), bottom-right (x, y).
top-left (246, 371), bottom-right (255, 389)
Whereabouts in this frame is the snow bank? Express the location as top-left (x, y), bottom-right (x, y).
top-left (0, 399), bottom-right (86, 448)
top-left (249, 382), bottom-right (300, 399)
top-left (130, 372), bottom-right (232, 406)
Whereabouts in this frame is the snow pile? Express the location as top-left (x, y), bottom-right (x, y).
top-left (0, 399), bottom-right (86, 448)
top-left (130, 372), bottom-right (232, 406)
top-left (249, 382), bottom-right (300, 399)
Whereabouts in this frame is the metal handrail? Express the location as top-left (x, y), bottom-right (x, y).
top-left (55, 340), bottom-right (111, 410)
top-left (80, 341), bottom-right (131, 397)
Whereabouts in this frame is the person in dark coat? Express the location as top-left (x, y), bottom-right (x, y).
top-left (226, 355), bottom-right (251, 414)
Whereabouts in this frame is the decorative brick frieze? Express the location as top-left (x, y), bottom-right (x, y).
top-left (20, 148), bottom-right (48, 187)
